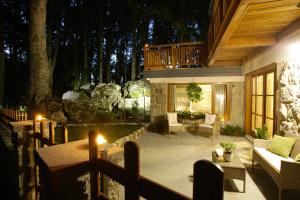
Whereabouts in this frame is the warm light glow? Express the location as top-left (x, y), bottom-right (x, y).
top-left (96, 134), bottom-right (107, 145)
top-left (288, 42), bottom-right (300, 58)
top-left (220, 116), bottom-right (225, 122)
top-left (216, 94), bottom-right (224, 101)
top-left (145, 44), bottom-right (148, 47)
top-left (35, 114), bottom-right (44, 121)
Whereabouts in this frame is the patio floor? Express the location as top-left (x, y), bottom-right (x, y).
top-left (119, 131), bottom-right (300, 200)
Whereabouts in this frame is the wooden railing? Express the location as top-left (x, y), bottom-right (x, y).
top-left (0, 108), bottom-right (28, 122)
top-left (35, 131), bottom-right (224, 200)
top-left (208, 0), bottom-right (241, 58)
top-left (33, 119), bottom-right (69, 148)
top-left (144, 42), bottom-right (207, 71)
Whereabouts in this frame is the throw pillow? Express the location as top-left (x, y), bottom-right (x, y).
top-left (266, 135), bottom-right (296, 158)
top-left (295, 153), bottom-right (300, 162)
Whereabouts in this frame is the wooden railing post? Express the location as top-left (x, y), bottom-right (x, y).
top-left (124, 141), bottom-right (140, 200)
top-left (99, 150), bottom-right (108, 195)
top-left (193, 160), bottom-right (224, 200)
top-left (62, 125), bottom-right (68, 143)
top-left (40, 120), bottom-right (45, 147)
top-left (49, 121), bottom-right (55, 145)
top-left (89, 131), bottom-right (100, 200)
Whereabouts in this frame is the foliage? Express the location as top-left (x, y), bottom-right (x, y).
top-left (95, 111), bottom-right (117, 122)
top-left (177, 110), bottom-right (205, 120)
top-left (186, 83), bottom-right (204, 103)
top-left (254, 124), bottom-right (268, 139)
top-left (220, 124), bottom-right (245, 136)
top-left (220, 142), bottom-right (237, 153)
top-left (17, 106), bottom-right (28, 112)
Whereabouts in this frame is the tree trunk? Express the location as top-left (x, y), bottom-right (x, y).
top-left (0, 11), bottom-right (5, 107)
top-left (105, 36), bottom-right (113, 83)
top-left (82, 29), bottom-right (88, 84)
top-left (29, 0), bottom-right (51, 109)
top-left (131, 44), bottom-right (137, 81)
top-left (98, 0), bottom-right (104, 83)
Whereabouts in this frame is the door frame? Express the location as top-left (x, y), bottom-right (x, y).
top-left (244, 63), bottom-right (277, 136)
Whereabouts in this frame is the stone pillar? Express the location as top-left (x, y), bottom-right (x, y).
top-left (278, 60), bottom-right (300, 136)
top-left (230, 82), bottom-right (245, 127)
top-left (10, 121), bottom-right (36, 200)
top-left (150, 83), bottom-right (168, 122)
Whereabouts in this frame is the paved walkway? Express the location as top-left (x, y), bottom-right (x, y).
top-left (118, 131), bottom-right (300, 200)
top-left (0, 122), bottom-right (17, 200)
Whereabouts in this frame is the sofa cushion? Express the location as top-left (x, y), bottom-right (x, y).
top-left (284, 133), bottom-right (300, 159)
top-left (266, 135), bottom-right (296, 158)
top-left (254, 147), bottom-right (294, 173)
top-left (295, 153), bottom-right (300, 162)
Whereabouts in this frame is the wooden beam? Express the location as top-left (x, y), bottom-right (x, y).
top-left (209, 60), bottom-right (242, 67)
top-left (277, 17), bottom-right (300, 42)
top-left (223, 35), bottom-right (277, 48)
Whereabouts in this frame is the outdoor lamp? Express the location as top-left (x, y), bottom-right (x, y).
top-left (35, 114), bottom-right (44, 121)
top-left (96, 134), bottom-right (107, 146)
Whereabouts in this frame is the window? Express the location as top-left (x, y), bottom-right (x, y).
top-left (251, 70), bottom-right (275, 136)
top-left (173, 84), bottom-right (212, 113)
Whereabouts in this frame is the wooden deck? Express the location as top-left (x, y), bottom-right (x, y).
top-left (144, 42), bottom-right (207, 71)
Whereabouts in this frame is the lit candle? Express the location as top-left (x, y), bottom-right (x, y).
top-left (96, 134), bottom-right (107, 146)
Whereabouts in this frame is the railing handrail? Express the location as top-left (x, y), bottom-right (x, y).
top-left (0, 107), bottom-right (28, 122)
top-left (144, 41), bottom-right (207, 71)
top-left (146, 41), bottom-right (204, 49)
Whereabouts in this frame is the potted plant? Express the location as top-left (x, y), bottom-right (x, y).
top-left (254, 124), bottom-right (268, 139)
top-left (220, 141), bottom-right (237, 162)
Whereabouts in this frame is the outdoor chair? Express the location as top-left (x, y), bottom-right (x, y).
top-left (198, 113), bottom-right (218, 143)
top-left (166, 112), bottom-right (183, 137)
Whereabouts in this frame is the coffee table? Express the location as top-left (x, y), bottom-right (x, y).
top-left (212, 151), bottom-right (246, 192)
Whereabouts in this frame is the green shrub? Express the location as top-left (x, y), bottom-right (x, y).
top-left (177, 110), bottom-right (205, 120)
top-left (95, 111), bottom-right (116, 122)
top-left (254, 124), bottom-right (268, 139)
top-left (220, 124), bottom-right (245, 136)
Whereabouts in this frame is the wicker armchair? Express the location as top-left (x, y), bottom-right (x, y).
top-left (166, 112), bottom-right (183, 136)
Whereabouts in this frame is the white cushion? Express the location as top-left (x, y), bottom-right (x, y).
top-left (199, 124), bottom-right (213, 129)
top-left (204, 113), bottom-right (216, 125)
top-left (169, 123), bottom-right (183, 127)
top-left (167, 112), bottom-right (179, 125)
top-left (254, 147), bottom-right (294, 173)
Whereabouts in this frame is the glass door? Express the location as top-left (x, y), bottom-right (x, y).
top-left (251, 71), bottom-right (275, 138)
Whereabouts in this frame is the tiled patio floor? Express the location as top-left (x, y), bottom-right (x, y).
top-left (119, 131), bottom-right (300, 200)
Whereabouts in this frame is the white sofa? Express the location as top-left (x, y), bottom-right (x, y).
top-left (252, 133), bottom-right (300, 200)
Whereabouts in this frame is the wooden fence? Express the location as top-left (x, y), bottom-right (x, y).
top-left (144, 42), bottom-right (207, 71)
top-left (0, 108), bottom-right (28, 122)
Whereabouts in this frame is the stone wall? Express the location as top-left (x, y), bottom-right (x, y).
top-left (279, 60), bottom-right (300, 135)
top-left (230, 82), bottom-right (244, 127)
top-left (150, 83), bottom-right (168, 122)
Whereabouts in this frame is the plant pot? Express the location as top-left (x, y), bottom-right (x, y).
top-left (223, 152), bottom-right (233, 162)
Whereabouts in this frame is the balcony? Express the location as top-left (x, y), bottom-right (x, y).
top-left (144, 42), bottom-right (207, 72)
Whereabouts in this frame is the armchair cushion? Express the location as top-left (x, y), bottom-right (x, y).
top-left (284, 133), bottom-right (300, 159)
top-left (203, 113), bottom-right (216, 125)
top-left (167, 112), bottom-right (179, 125)
top-left (266, 135), bottom-right (296, 158)
top-left (295, 154), bottom-right (300, 162)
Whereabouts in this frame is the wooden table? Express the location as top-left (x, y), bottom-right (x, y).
top-left (212, 151), bottom-right (246, 192)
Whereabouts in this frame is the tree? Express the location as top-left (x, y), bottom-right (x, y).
top-left (0, 9), bottom-right (4, 108)
top-left (28, 0), bottom-right (51, 108)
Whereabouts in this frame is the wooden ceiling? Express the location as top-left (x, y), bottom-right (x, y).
top-left (208, 0), bottom-right (300, 67)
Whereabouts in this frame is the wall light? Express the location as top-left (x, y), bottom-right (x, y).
top-left (288, 42), bottom-right (300, 59)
